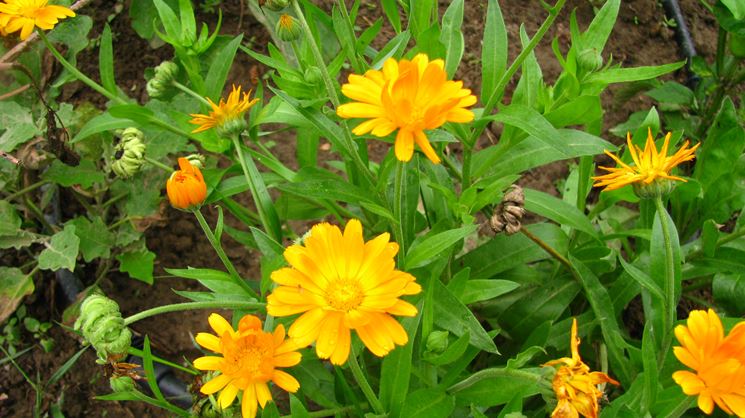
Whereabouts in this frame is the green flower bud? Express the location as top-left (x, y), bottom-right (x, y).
top-left (146, 61), bottom-right (179, 98)
top-left (577, 48), bottom-right (603, 73)
top-left (261, 0), bottom-right (289, 12)
top-left (112, 128), bottom-right (147, 179)
top-left (304, 66), bottom-right (323, 85)
top-left (110, 376), bottom-right (136, 392)
top-left (276, 14), bottom-right (301, 42)
top-left (426, 330), bottom-right (449, 354)
top-left (632, 178), bottom-right (676, 200)
top-left (74, 294), bottom-right (132, 363)
top-left (216, 117), bottom-right (248, 139)
top-left (185, 153), bottom-right (206, 169)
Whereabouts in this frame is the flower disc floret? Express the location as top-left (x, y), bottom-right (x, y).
top-left (166, 157), bottom-right (207, 210)
top-left (267, 219), bottom-right (421, 365)
top-left (0, 0), bottom-right (75, 40)
top-left (189, 85), bottom-right (259, 135)
top-left (673, 309), bottom-right (745, 416)
top-left (337, 53), bottom-right (476, 164)
top-left (593, 129), bottom-right (699, 194)
top-left (194, 314), bottom-right (301, 418)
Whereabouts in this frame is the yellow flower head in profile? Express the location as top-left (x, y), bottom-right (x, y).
top-left (267, 219), bottom-right (421, 365)
top-left (337, 53), bottom-right (477, 164)
top-left (0, 0), bottom-right (75, 40)
top-left (544, 319), bottom-right (619, 418)
top-left (194, 314), bottom-right (301, 418)
top-left (592, 129), bottom-right (699, 194)
top-left (673, 309), bottom-right (745, 416)
top-left (189, 85), bottom-right (259, 136)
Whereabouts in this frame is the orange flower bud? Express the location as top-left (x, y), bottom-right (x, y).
top-left (166, 157), bottom-right (207, 210)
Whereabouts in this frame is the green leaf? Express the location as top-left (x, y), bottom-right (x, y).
top-left (67, 216), bottom-right (115, 262)
top-left (481, 0), bottom-right (507, 101)
top-left (581, 0), bottom-right (619, 52)
top-left (650, 203), bottom-right (681, 302)
top-left (38, 225), bottom-right (80, 272)
top-left (380, 0), bottom-right (401, 33)
top-left (423, 331), bottom-right (470, 366)
top-left (640, 322), bottom-right (658, 415)
top-left (380, 309), bottom-right (421, 417)
top-left (0, 267), bottom-right (34, 324)
top-left (722, 0), bottom-right (745, 20)
top-left (204, 35), bottom-right (243, 101)
top-left (486, 104), bottom-right (570, 158)
top-left (461, 280), bottom-right (519, 305)
top-left (71, 112), bottom-right (132, 143)
top-left (117, 250), bottom-right (156, 284)
top-left (99, 24), bottom-right (117, 95)
top-left (400, 388), bottom-right (455, 418)
top-left (289, 394), bottom-right (310, 418)
top-left (165, 267), bottom-right (256, 300)
top-left (47, 16), bottom-right (93, 55)
top-left (618, 257), bottom-right (664, 301)
top-left (524, 188), bottom-right (597, 237)
top-left (406, 224), bottom-right (477, 269)
top-left (645, 81), bottom-right (694, 105)
top-left (439, 0), bottom-right (464, 78)
top-left (584, 61), bottom-right (685, 84)
top-left (42, 159), bottom-right (105, 188)
top-left (0, 201), bottom-right (42, 249)
top-left (452, 368), bottom-right (543, 408)
top-left (433, 279), bottom-right (498, 354)
top-left (713, 273), bottom-right (745, 316)
top-left (0, 101), bottom-right (41, 152)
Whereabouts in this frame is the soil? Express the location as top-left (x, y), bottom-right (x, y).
top-left (0, 0), bottom-right (719, 417)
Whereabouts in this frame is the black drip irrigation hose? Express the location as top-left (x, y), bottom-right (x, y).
top-left (46, 188), bottom-right (193, 409)
top-left (661, 0), bottom-right (701, 88)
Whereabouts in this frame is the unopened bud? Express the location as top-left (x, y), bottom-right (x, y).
top-left (74, 294), bottom-right (132, 363)
top-left (261, 0), bottom-right (290, 12)
top-left (185, 153), bottom-right (206, 169)
top-left (146, 61), bottom-right (179, 98)
top-left (577, 48), bottom-right (603, 73)
top-left (426, 330), bottom-right (449, 354)
top-left (112, 128), bottom-right (146, 179)
top-left (632, 178), bottom-right (676, 200)
top-left (276, 14), bottom-right (301, 42)
top-left (304, 66), bottom-right (323, 85)
top-left (110, 376), bottom-right (136, 392)
top-left (489, 185), bottom-right (526, 235)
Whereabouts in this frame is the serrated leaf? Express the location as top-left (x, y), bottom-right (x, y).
top-left (117, 250), bottom-right (155, 284)
top-left (38, 225), bottom-right (80, 271)
top-left (0, 101), bottom-right (41, 152)
top-left (67, 216), bottom-right (115, 262)
top-left (43, 159), bottom-right (105, 188)
top-left (0, 267), bottom-right (34, 324)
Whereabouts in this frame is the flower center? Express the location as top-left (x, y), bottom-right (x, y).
top-left (325, 279), bottom-right (364, 312)
top-left (222, 334), bottom-right (274, 382)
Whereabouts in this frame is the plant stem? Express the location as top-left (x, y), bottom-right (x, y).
top-left (172, 81), bottom-right (212, 107)
top-left (123, 301), bottom-right (265, 325)
top-left (193, 208), bottom-right (259, 299)
top-left (5, 180), bottom-right (48, 201)
top-left (145, 156), bottom-right (173, 172)
top-left (393, 160), bottom-right (407, 266)
top-left (688, 226), bottom-right (745, 260)
top-left (448, 367), bottom-right (543, 393)
top-left (102, 191), bottom-right (129, 209)
top-left (461, 145), bottom-right (473, 189)
top-left (654, 196), bottom-right (676, 357)
top-left (347, 349), bottom-right (385, 415)
top-left (521, 227), bottom-right (574, 272)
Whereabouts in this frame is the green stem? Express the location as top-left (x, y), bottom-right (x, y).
top-left (145, 156), bottom-right (173, 172)
top-left (5, 180), bottom-right (48, 201)
top-left (108, 216), bottom-right (132, 230)
top-left (461, 146), bottom-right (473, 190)
top-left (448, 367), bottom-right (543, 393)
top-left (393, 160), bottom-right (407, 266)
top-left (467, 0), bottom-right (566, 147)
top-left (24, 196), bottom-right (54, 233)
top-left (193, 208), bottom-right (259, 299)
top-left (347, 349), bottom-right (385, 415)
top-left (172, 81), bottom-right (212, 107)
top-left (38, 31), bottom-right (125, 105)
top-left (102, 191), bottom-right (129, 209)
top-left (654, 196), bottom-right (676, 358)
top-left (231, 135), bottom-right (282, 243)
top-left (123, 301), bottom-right (265, 325)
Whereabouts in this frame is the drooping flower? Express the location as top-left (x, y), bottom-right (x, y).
top-left (592, 129), bottom-right (699, 195)
top-left (673, 309), bottom-right (745, 416)
top-left (544, 318), bottom-right (619, 418)
top-left (0, 0), bottom-right (75, 40)
top-left (194, 314), bottom-right (301, 418)
top-left (166, 157), bottom-right (207, 210)
top-left (267, 219), bottom-right (421, 365)
top-left (336, 53), bottom-right (477, 164)
top-left (189, 85), bottom-right (259, 137)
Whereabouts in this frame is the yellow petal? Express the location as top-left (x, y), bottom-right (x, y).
top-left (201, 373), bottom-right (231, 395)
top-left (272, 370), bottom-right (300, 393)
top-left (193, 355), bottom-right (223, 371)
top-left (218, 383), bottom-right (239, 409)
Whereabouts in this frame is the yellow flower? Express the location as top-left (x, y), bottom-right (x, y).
top-left (544, 319), bottom-right (619, 418)
top-left (0, 0), bottom-right (74, 40)
top-left (336, 53), bottom-right (476, 164)
top-left (266, 219), bottom-right (421, 365)
top-left (189, 85), bottom-right (259, 135)
top-left (194, 314), bottom-right (301, 418)
top-left (592, 129), bottom-right (699, 193)
top-left (673, 309), bottom-right (745, 416)
top-left (166, 157), bottom-right (207, 210)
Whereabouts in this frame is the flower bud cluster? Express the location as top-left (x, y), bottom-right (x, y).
top-left (74, 294), bottom-right (132, 363)
top-left (112, 128), bottom-right (146, 179)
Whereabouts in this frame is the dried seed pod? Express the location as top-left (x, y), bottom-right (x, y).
top-left (489, 185), bottom-right (525, 235)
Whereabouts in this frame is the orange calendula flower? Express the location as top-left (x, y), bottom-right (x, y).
top-left (189, 85), bottom-right (259, 136)
top-left (166, 157), bottom-right (207, 210)
top-left (673, 309), bottom-right (745, 416)
top-left (194, 314), bottom-right (301, 418)
top-left (592, 129), bottom-right (699, 193)
top-left (336, 53), bottom-right (476, 164)
top-left (544, 319), bottom-right (619, 418)
top-left (0, 0), bottom-right (75, 40)
top-left (266, 219), bottom-right (421, 365)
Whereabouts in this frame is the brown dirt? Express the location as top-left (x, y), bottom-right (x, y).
top-left (0, 0), bottom-right (719, 417)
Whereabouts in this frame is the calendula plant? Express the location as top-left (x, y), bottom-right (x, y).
top-left (3, 0), bottom-right (745, 417)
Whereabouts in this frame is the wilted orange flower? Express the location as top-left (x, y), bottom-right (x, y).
top-left (593, 129), bottom-right (699, 192)
top-left (0, 0), bottom-right (74, 40)
top-left (673, 309), bottom-right (745, 416)
top-left (166, 157), bottom-right (207, 210)
top-left (194, 314), bottom-right (301, 418)
top-left (267, 219), bottom-right (421, 365)
top-left (189, 85), bottom-right (259, 135)
top-left (544, 318), bottom-right (619, 418)
top-left (337, 53), bottom-right (476, 164)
